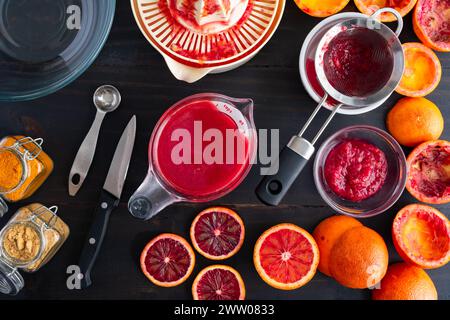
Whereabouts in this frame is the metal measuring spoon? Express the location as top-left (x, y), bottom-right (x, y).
top-left (68, 85), bottom-right (121, 196)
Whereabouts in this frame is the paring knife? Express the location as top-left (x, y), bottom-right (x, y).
top-left (78, 116), bottom-right (136, 289)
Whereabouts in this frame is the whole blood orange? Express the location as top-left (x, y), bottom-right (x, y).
top-left (372, 263), bottom-right (438, 300)
top-left (406, 140), bottom-right (450, 204)
top-left (253, 223), bottom-right (319, 290)
top-left (396, 43), bottom-right (442, 97)
top-left (386, 97), bottom-right (444, 147)
top-left (312, 215), bottom-right (362, 277)
top-left (329, 226), bottom-right (389, 289)
top-left (354, 0), bottom-right (417, 22)
top-left (192, 265), bottom-right (246, 300)
top-left (294, 0), bottom-right (350, 17)
top-left (413, 0), bottom-right (450, 52)
top-left (190, 207), bottom-right (245, 260)
top-left (393, 204), bottom-right (450, 269)
top-left (140, 233), bottom-right (195, 287)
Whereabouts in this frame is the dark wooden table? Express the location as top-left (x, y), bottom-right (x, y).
top-left (0, 1), bottom-right (448, 300)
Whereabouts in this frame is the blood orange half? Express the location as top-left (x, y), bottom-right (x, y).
top-left (393, 204), bottom-right (450, 269)
top-left (192, 265), bottom-right (246, 300)
top-left (253, 223), bottom-right (319, 290)
top-left (406, 140), bottom-right (450, 204)
top-left (413, 0), bottom-right (450, 52)
top-left (295, 0), bottom-right (350, 17)
top-left (140, 233), bottom-right (195, 287)
top-left (190, 207), bottom-right (245, 260)
top-left (395, 43), bottom-right (442, 97)
top-left (354, 0), bottom-right (417, 22)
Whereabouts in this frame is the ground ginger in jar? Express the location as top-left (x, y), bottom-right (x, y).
top-left (0, 204), bottom-right (69, 273)
top-left (23, 204), bottom-right (69, 272)
top-left (0, 136), bottom-right (53, 215)
top-left (2, 223), bottom-right (42, 264)
top-left (0, 204), bottom-right (69, 295)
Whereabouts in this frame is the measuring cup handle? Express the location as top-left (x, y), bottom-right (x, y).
top-left (371, 8), bottom-right (403, 36)
top-left (256, 136), bottom-right (315, 206)
top-left (128, 170), bottom-right (179, 220)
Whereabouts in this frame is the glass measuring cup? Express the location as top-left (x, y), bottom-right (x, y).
top-left (256, 8), bottom-right (405, 206)
top-left (129, 93), bottom-right (257, 220)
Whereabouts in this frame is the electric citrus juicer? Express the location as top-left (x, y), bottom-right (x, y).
top-left (128, 93), bottom-right (257, 220)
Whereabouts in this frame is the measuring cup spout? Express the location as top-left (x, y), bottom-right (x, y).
top-left (234, 98), bottom-right (254, 121)
top-left (128, 170), bottom-right (180, 220)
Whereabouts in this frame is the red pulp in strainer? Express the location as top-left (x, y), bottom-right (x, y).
top-left (323, 28), bottom-right (394, 97)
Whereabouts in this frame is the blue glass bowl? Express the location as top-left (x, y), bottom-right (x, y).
top-left (0, 0), bottom-right (115, 101)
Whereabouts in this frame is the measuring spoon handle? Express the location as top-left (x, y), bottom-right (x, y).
top-left (69, 111), bottom-right (106, 196)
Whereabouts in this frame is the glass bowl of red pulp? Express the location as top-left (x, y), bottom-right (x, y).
top-left (314, 125), bottom-right (407, 218)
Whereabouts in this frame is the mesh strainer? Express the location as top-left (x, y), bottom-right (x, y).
top-left (257, 8), bottom-right (405, 206)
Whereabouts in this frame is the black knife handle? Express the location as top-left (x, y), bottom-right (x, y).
top-left (78, 190), bottom-right (119, 289)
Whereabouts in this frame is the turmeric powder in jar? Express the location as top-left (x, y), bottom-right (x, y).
top-left (0, 136), bottom-right (53, 216)
top-left (0, 149), bottom-right (24, 192)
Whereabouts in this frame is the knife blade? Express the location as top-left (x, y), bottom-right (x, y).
top-left (78, 116), bottom-right (136, 289)
top-left (103, 116), bottom-right (136, 198)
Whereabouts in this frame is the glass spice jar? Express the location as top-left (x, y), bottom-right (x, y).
top-left (0, 204), bottom-right (69, 295)
top-left (0, 136), bottom-right (54, 216)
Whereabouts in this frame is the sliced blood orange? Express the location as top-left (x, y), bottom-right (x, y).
top-left (354, 0), bottom-right (417, 22)
top-left (393, 204), bottom-right (450, 269)
top-left (192, 265), bottom-right (246, 300)
top-left (190, 207), bottom-right (245, 260)
top-left (253, 223), bottom-right (319, 290)
top-left (396, 43), bottom-right (442, 97)
top-left (413, 0), bottom-right (450, 52)
top-left (140, 233), bottom-right (195, 287)
top-left (294, 0), bottom-right (350, 17)
top-left (406, 140), bottom-right (450, 204)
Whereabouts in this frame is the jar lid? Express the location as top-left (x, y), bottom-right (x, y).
top-left (12, 137), bottom-right (43, 161)
top-left (0, 260), bottom-right (24, 295)
top-left (0, 198), bottom-right (8, 217)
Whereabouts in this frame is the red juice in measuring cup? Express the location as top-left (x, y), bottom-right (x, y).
top-left (154, 100), bottom-right (251, 197)
top-left (128, 93), bottom-right (257, 220)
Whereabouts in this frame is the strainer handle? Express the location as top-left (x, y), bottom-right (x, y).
top-left (256, 98), bottom-right (342, 206)
top-left (371, 8), bottom-right (403, 36)
top-left (256, 137), bottom-right (314, 206)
